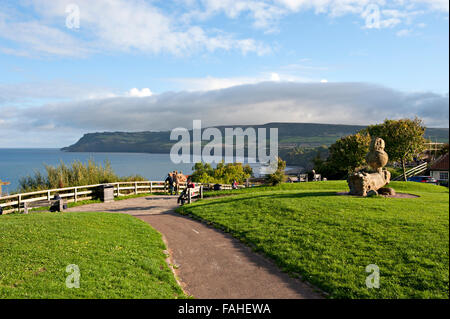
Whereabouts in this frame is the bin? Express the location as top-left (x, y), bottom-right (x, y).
top-left (100, 184), bottom-right (115, 202)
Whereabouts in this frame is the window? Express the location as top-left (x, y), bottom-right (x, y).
top-left (439, 171), bottom-right (449, 180)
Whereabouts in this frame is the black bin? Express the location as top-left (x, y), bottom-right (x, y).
top-left (100, 184), bottom-right (115, 202)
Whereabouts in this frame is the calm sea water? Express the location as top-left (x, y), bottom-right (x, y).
top-left (0, 148), bottom-right (264, 193)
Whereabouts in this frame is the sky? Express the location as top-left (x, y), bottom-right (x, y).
top-left (0, 0), bottom-right (448, 148)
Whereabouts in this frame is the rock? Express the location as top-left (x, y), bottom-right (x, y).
top-left (365, 138), bottom-right (389, 173)
top-left (367, 190), bottom-right (378, 197)
top-left (347, 137), bottom-right (391, 197)
top-left (378, 187), bottom-right (396, 196)
top-left (347, 170), bottom-right (391, 196)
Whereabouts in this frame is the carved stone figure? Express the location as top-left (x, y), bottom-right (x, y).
top-left (365, 138), bottom-right (389, 173)
top-left (347, 137), bottom-right (392, 196)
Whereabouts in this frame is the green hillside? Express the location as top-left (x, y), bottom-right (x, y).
top-left (62, 123), bottom-right (448, 167)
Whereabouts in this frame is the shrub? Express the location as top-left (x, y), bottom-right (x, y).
top-left (265, 157), bottom-right (287, 186)
top-left (190, 162), bottom-right (253, 184)
top-left (18, 160), bottom-right (145, 192)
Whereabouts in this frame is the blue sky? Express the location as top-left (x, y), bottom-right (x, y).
top-left (0, 0), bottom-right (448, 147)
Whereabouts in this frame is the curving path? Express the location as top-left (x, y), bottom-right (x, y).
top-left (67, 196), bottom-right (322, 299)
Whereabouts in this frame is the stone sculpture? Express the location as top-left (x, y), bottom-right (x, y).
top-left (347, 137), bottom-right (392, 196)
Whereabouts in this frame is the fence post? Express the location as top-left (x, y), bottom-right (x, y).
top-left (74, 187), bottom-right (78, 203)
top-left (150, 181), bottom-right (153, 194)
top-left (117, 183), bottom-right (120, 197)
top-left (17, 194), bottom-right (21, 213)
top-left (188, 189), bottom-right (192, 204)
top-left (200, 186), bottom-right (203, 199)
top-left (47, 190), bottom-right (51, 201)
top-left (134, 182), bottom-right (138, 195)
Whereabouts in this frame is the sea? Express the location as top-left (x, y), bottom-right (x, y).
top-left (0, 148), bottom-right (267, 194)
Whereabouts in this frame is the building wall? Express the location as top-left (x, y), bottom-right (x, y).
top-left (431, 170), bottom-right (449, 181)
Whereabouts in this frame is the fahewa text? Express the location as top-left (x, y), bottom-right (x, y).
top-left (223, 303), bottom-right (271, 314)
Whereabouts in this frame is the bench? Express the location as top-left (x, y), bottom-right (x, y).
top-left (298, 174), bottom-right (308, 182)
top-left (179, 186), bottom-right (203, 205)
top-left (23, 199), bottom-right (66, 214)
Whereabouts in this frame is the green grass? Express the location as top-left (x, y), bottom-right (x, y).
top-left (0, 212), bottom-right (186, 299)
top-left (178, 181), bottom-right (449, 299)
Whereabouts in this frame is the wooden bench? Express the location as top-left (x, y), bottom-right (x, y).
top-left (298, 174), bottom-right (308, 182)
top-left (178, 186), bottom-right (203, 205)
top-left (23, 199), bottom-right (66, 214)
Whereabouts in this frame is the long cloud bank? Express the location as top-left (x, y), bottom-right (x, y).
top-left (1, 81), bottom-right (448, 147)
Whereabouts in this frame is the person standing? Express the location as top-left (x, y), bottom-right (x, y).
top-left (165, 173), bottom-right (174, 195)
top-left (173, 170), bottom-right (179, 195)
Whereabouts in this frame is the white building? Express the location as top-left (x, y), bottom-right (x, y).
top-left (430, 153), bottom-right (449, 186)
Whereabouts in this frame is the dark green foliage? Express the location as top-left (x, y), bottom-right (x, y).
top-left (279, 145), bottom-right (329, 170)
top-left (190, 162), bottom-right (252, 184)
top-left (364, 118), bottom-right (427, 181)
top-left (437, 143), bottom-right (449, 157)
top-left (265, 157), bottom-right (287, 186)
top-left (314, 133), bottom-right (371, 179)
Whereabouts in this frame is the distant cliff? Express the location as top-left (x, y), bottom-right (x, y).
top-left (62, 122), bottom-right (449, 154)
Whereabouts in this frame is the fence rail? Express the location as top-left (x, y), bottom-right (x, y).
top-left (392, 162), bottom-right (429, 181)
top-left (0, 181), bottom-right (242, 214)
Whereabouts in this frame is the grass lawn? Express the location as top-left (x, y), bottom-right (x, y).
top-left (178, 181), bottom-right (449, 299)
top-left (0, 212), bottom-right (186, 299)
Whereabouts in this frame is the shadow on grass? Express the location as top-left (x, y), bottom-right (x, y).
top-left (183, 191), bottom-right (341, 210)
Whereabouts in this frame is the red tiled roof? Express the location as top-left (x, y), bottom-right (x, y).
top-left (430, 153), bottom-right (449, 171)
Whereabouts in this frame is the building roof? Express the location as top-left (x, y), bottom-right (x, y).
top-left (430, 153), bottom-right (449, 171)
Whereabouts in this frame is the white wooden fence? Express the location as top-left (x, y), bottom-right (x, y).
top-left (392, 162), bottom-right (429, 181)
top-left (0, 181), bottom-right (244, 214)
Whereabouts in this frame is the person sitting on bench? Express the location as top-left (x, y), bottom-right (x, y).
top-left (177, 178), bottom-right (195, 204)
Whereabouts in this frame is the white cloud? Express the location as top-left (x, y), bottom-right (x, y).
top-left (128, 88), bottom-right (153, 97)
top-left (270, 73), bottom-right (281, 81)
top-left (0, 0), bottom-right (270, 57)
top-left (168, 72), bottom-right (315, 91)
top-left (186, 0), bottom-right (448, 32)
top-left (0, 13), bottom-right (90, 57)
top-left (0, 0), bottom-right (446, 58)
top-left (2, 82), bottom-right (447, 138)
top-left (412, 0), bottom-right (449, 12)
top-left (0, 81), bottom-right (118, 104)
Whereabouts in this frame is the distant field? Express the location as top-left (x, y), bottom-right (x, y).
top-left (178, 181), bottom-right (449, 299)
top-left (0, 212), bottom-right (186, 299)
top-left (279, 135), bottom-right (344, 145)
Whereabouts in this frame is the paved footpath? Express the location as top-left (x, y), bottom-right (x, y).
top-left (67, 196), bottom-right (322, 299)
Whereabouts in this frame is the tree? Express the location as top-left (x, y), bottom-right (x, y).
top-left (190, 162), bottom-right (253, 184)
top-left (364, 118), bottom-right (427, 181)
top-left (265, 157), bottom-right (287, 186)
top-left (437, 143), bottom-right (449, 157)
top-left (314, 133), bottom-right (371, 179)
